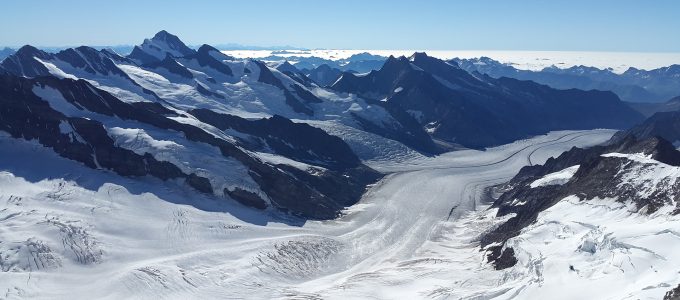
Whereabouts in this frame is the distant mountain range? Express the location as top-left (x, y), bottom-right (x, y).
top-left (5, 45), bottom-right (678, 106)
top-left (261, 52), bottom-right (387, 74)
top-left (331, 52), bottom-right (643, 149)
top-left (453, 56), bottom-right (680, 103)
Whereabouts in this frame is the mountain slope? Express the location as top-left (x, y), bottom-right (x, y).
top-left (483, 110), bottom-right (680, 275)
top-left (628, 95), bottom-right (680, 117)
top-left (304, 64), bottom-right (343, 87)
top-left (0, 73), bottom-right (380, 219)
top-left (470, 110), bottom-right (680, 297)
top-left (333, 53), bottom-right (644, 149)
top-left (609, 108), bottom-right (680, 145)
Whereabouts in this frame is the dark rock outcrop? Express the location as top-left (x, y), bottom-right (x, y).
top-left (188, 44), bottom-right (234, 77)
top-left (665, 283), bottom-right (680, 300)
top-left (0, 74), bottom-right (208, 191)
top-left (145, 55), bottom-right (194, 79)
top-left (189, 109), bottom-right (361, 170)
top-left (128, 46), bottom-right (160, 65)
top-left (225, 187), bottom-right (267, 210)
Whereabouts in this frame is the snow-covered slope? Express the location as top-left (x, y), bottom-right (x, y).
top-left (0, 71), bottom-right (380, 220)
top-left (475, 121), bottom-right (680, 298)
top-left (488, 155), bottom-right (680, 299)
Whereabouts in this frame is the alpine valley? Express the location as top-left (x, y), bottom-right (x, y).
top-left (1, 30), bottom-right (680, 299)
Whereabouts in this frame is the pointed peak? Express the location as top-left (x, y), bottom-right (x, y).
top-left (197, 44), bottom-right (220, 54)
top-left (381, 55), bottom-right (413, 72)
top-left (384, 55), bottom-right (410, 64)
top-left (137, 30), bottom-right (195, 60)
top-left (275, 60), bottom-right (299, 73)
top-left (100, 48), bottom-right (120, 56)
top-left (195, 44), bottom-right (234, 62)
top-left (150, 30), bottom-right (186, 48)
top-left (11, 45), bottom-right (52, 61)
top-left (409, 52), bottom-right (430, 61)
top-left (409, 52), bottom-right (447, 65)
top-left (16, 45), bottom-right (44, 55)
top-left (152, 30), bottom-right (176, 40)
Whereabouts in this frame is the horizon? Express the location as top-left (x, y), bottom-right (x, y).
top-left (4, 34), bottom-right (680, 73)
top-left (6, 43), bottom-right (680, 55)
top-left (2, 0), bottom-right (680, 52)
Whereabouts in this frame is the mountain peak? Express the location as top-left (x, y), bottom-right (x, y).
top-left (152, 30), bottom-right (174, 40)
top-left (275, 60), bottom-right (300, 73)
top-left (197, 44), bottom-right (220, 54)
top-left (15, 45), bottom-right (47, 56)
top-left (132, 30), bottom-right (196, 61)
top-left (380, 55), bottom-right (412, 73)
top-left (196, 44), bottom-right (234, 60)
top-left (346, 52), bottom-right (385, 61)
top-left (408, 52), bottom-right (430, 61)
top-left (7, 45), bottom-right (53, 64)
top-left (151, 30), bottom-right (190, 50)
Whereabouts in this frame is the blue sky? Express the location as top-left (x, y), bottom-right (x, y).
top-left (1, 0), bottom-right (679, 52)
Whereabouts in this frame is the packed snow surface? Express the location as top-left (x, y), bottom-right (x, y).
top-left (8, 129), bottom-right (676, 299)
top-left (501, 195), bottom-right (680, 300)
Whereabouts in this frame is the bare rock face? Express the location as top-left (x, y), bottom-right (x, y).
top-left (225, 187), bottom-right (267, 210)
top-left (665, 284), bottom-right (680, 300)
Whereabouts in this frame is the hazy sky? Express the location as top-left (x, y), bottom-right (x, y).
top-left (1, 0), bottom-right (679, 52)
